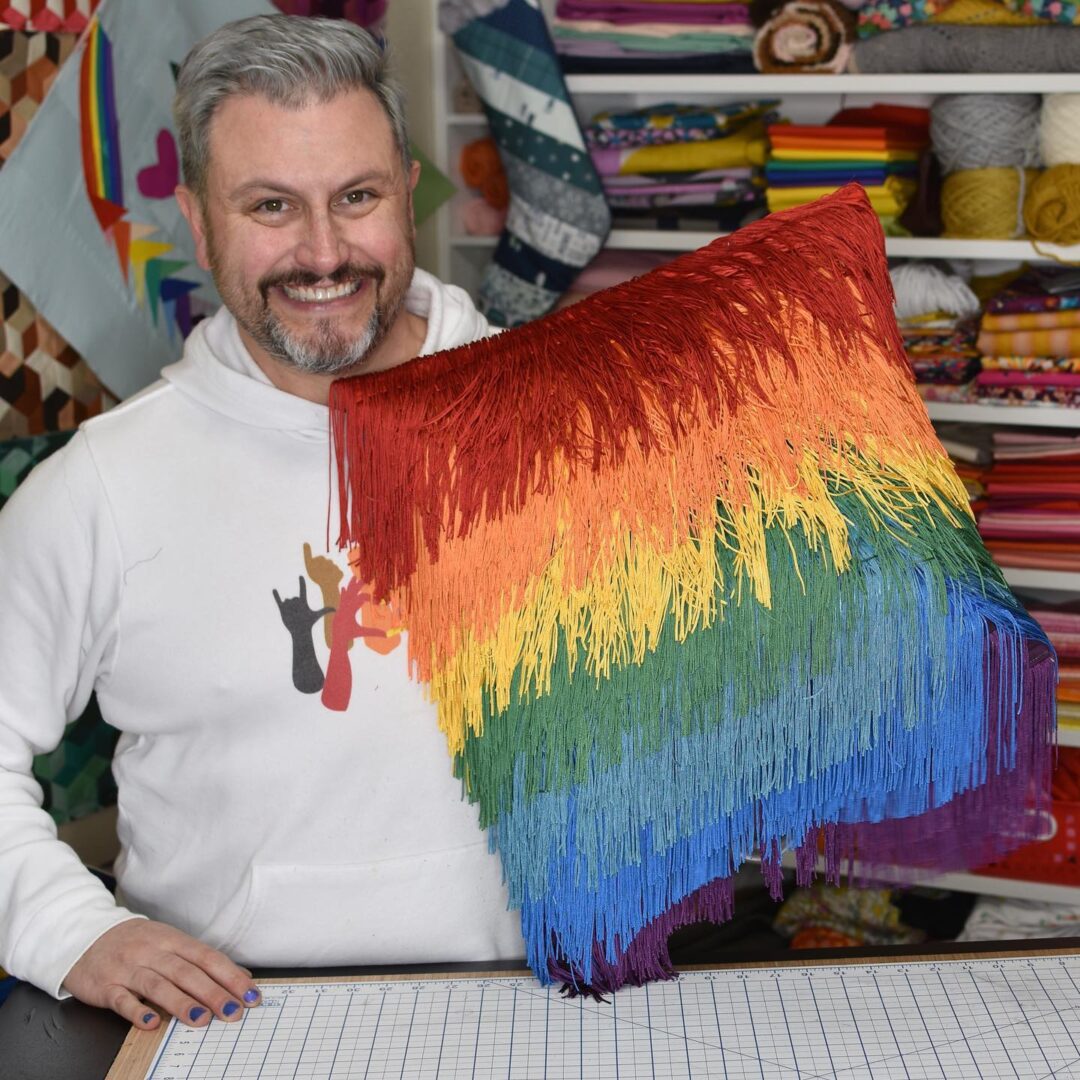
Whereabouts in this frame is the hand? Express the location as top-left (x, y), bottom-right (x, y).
top-left (62, 919), bottom-right (262, 1030)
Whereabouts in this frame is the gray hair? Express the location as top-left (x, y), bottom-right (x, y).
top-left (174, 14), bottom-right (411, 199)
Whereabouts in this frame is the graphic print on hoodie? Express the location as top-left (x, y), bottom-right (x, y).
top-left (273, 541), bottom-right (402, 710)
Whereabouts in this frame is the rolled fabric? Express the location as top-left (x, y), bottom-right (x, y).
top-left (850, 24), bottom-right (1080, 72)
top-left (460, 196), bottom-right (508, 236)
top-left (753, 0), bottom-right (855, 73)
top-left (460, 137), bottom-right (502, 189)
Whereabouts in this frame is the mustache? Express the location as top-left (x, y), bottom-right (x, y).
top-left (259, 263), bottom-right (385, 301)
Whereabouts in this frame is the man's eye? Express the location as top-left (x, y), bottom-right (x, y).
top-left (256, 199), bottom-right (286, 213)
top-left (342, 190), bottom-right (370, 206)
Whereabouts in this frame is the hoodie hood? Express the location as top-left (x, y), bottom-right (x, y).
top-left (160, 268), bottom-right (495, 438)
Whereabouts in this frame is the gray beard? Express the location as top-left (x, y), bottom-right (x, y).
top-left (259, 306), bottom-right (383, 376)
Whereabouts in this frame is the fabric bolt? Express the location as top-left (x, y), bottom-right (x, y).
top-left (982, 356), bottom-right (1080, 372)
top-left (558, 48), bottom-right (758, 70)
top-left (850, 25), bottom-right (1080, 72)
top-left (983, 309), bottom-right (1080, 332)
top-left (585, 101), bottom-right (775, 150)
top-left (328, 186), bottom-right (1055, 992)
top-left (556, 0), bottom-right (755, 21)
top-left (977, 327), bottom-right (1080, 357)
top-left (441, 0), bottom-right (611, 326)
top-left (753, 0), bottom-right (855, 72)
top-left (591, 123), bottom-right (768, 175)
top-left (552, 26), bottom-right (754, 53)
top-left (1002, 0), bottom-right (1080, 24)
top-left (857, 0), bottom-right (949, 37)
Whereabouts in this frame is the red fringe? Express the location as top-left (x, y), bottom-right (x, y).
top-left (329, 186), bottom-right (909, 600)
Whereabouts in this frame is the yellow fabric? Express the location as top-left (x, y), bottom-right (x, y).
top-left (932, 0), bottom-right (1047, 24)
top-left (767, 178), bottom-right (915, 216)
top-left (771, 147), bottom-right (919, 162)
top-left (613, 122), bottom-right (768, 173)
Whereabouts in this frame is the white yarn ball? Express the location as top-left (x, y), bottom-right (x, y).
top-left (890, 262), bottom-right (981, 322)
top-left (1040, 94), bottom-right (1080, 166)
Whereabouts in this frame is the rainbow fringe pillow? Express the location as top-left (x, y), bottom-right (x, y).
top-left (330, 186), bottom-right (1055, 992)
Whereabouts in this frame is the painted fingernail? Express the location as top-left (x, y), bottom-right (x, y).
top-left (223, 1001), bottom-right (240, 1017)
top-left (142, 1012), bottom-right (156, 1025)
top-left (243, 988), bottom-right (260, 1003)
top-left (189, 1006), bottom-right (207, 1022)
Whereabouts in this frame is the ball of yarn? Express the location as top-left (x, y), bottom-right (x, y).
top-left (1040, 94), bottom-right (1080, 166)
top-left (942, 167), bottom-right (1038, 238)
top-left (459, 137), bottom-right (502, 189)
top-left (460, 196), bottom-right (507, 237)
top-left (890, 261), bottom-right (980, 321)
top-left (1023, 165), bottom-right (1080, 245)
top-left (930, 94), bottom-right (1040, 175)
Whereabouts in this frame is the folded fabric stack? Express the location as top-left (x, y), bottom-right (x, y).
top-left (977, 429), bottom-right (1080, 573)
top-left (1025, 601), bottom-right (1080, 726)
top-left (973, 268), bottom-right (1080, 407)
top-left (551, 0), bottom-right (757, 74)
top-left (586, 100), bottom-right (772, 230)
top-left (765, 105), bottom-right (926, 233)
top-left (891, 262), bottom-right (983, 390)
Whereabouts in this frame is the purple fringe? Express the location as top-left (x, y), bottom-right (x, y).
top-left (553, 638), bottom-right (1055, 996)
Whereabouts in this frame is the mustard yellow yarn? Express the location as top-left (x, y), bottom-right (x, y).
top-left (1023, 165), bottom-right (1080, 246)
top-left (942, 167), bottom-right (1038, 238)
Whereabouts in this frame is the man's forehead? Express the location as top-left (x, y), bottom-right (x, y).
top-left (204, 88), bottom-right (400, 189)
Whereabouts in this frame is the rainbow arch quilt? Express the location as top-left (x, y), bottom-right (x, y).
top-left (330, 185), bottom-right (1056, 992)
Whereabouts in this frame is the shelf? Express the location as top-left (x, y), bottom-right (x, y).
top-left (448, 112), bottom-right (487, 125)
top-left (601, 230), bottom-right (1080, 264)
top-left (917, 872), bottom-right (1080, 904)
top-left (565, 74), bottom-right (1080, 96)
top-left (925, 402), bottom-right (1080, 427)
top-left (1001, 568), bottom-right (1080, 592)
top-left (452, 230), bottom-right (1080, 264)
top-left (1059, 726), bottom-right (1080, 748)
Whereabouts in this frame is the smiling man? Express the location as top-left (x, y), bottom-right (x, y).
top-left (0, 14), bottom-right (523, 1034)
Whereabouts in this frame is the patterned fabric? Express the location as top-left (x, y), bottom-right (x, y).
top-left (440, 0), bottom-right (611, 326)
top-left (1, 30), bottom-right (116, 437)
top-left (0, 430), bottom-right (120, 825)
top-left (0, 0), bottom-right (99, 32)
top-left (329, 187), bottom-right (1055, 992)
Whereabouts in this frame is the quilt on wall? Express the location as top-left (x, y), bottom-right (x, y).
top-left (0, 0), bottom-right (274, 402)
top-left (1, 30), bottom-right (115, 437)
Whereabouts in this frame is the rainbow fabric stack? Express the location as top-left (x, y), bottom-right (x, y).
top-left (979, 429), bottom-right (1080, 572)
top-left (550, 0), bottom-right (757, 74)
top-left (585, 100), bottom-right (772, 230)
top-left (766, 105), bottom-right (928, 232)
top-left (1026, 600), bottom-right (1080, 730)
top-left (973, 268), bottom-right (1080, 407)
top-left (330, 187), bottom-right (1054, 993)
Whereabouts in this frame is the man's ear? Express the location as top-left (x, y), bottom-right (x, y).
top-left (175, 185), bottom-right (211, 271)
top-left (408, 158), bottom-right (421, 193)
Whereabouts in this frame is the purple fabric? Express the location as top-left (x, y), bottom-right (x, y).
top-left (557, 0), bottom-right (754, 23)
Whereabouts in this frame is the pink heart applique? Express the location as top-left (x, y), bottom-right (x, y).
top-left (137, 129), bottom-right (179, 199)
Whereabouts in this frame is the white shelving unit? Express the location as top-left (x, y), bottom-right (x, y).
top-left (430, 4), bottom-right (1080, 906)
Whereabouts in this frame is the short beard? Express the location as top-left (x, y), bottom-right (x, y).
top-left (252, 264), bottom-right (390, 376)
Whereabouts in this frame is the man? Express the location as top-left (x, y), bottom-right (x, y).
top-left (0, 14), bottom-right (524, 1032)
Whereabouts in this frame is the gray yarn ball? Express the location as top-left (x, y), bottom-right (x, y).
top-left (931, 94), bottom-right (1042, 176)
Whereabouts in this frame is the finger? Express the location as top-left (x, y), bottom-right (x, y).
top-left (103, 984), bottom-right (162, 1030)
top-left (174, 942), bottom-right (262, 1013)
top-left (303, 542), bottom-right (313, 567)
top-left (272, 589), bottom-right (283, 608)
top-left (129, 965), bottom-right (215, 1028)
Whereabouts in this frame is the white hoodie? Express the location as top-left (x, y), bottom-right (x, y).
top-left (0, 270), bottom-right (525, 998)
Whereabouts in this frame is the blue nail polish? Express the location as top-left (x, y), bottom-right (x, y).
top-left (141, 1013), bottom-right (155, 1025)
top-left (223, 1001), bottom-right (240, 1017)
top-left (243, 989), bottom-right (260, 1003)
top-left (189, 1006), bottom-right (207, 1022)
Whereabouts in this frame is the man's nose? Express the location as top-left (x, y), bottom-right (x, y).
top-left (294, 212), bottom-right (349, 278)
